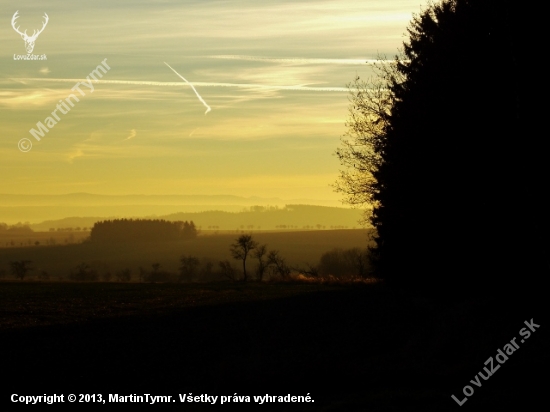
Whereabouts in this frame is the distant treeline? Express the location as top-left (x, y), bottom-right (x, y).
top-left (0, 222), bottom-right (33, 233)
top-left (90, 219), bottom-right (197, 242)
top-left (29, 205), bottom-right (365, 231)
top-left (164, 205), bottom-right (366, 231)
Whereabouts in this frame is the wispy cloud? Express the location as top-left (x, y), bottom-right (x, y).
top-left (125, 129), bottom-right (137, 141)
top-left (67, 149), bottom-right (84, 163)
top-left (14, 78), bottom-right (352, 92)
top-left (1, 0), bottom-right (419, 202)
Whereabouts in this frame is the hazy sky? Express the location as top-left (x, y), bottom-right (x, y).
top-left (1, 0), bottom-right (425, 203)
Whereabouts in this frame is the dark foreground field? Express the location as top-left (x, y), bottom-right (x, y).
top-left (0, 281), bottom-right (547, 411)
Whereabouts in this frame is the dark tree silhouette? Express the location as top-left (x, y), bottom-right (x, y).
top-left (115, 268), bottom-right (131, 282)
top-left (199, 258), bottom-right (215, 281)
top-left (317, 248), bottom-right (370, 279)
top-left (145, 263), bottom-right (173, 282)
top-left (252, 244), bottom-right (268, 281)
top-left (179, 255), bottom-right (200, 282)
top-left (336, 0), bottom-right (544, 296)
top-left (230, 234), bottom-right (258, 281)
top-left (218, 260), bottom-right (236, 281)
top-left (90, 219), bottom-right (197, 243)
top-left (267, 250), bottom-right (291, 280)
top-left (10, 260), bottom-right (32, 280)
top-left (69, 262), bottom-right (98, 282)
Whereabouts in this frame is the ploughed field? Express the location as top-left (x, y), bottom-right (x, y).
top-left (0, 281), bottom-right (546, 410)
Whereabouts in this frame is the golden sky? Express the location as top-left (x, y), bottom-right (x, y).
top-left (1, 0), bottom-right (424, 203)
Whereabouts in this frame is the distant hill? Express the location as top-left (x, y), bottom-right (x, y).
top-left (162, 205), bottom-right (366, 230)
top-left (29, 205), bottom-right (368, 231)
top-left (0, 193), bottom-right (344, 224)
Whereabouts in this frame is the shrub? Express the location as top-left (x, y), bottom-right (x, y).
top-left (69, 263), bottom-right (98, 281)
top-left (218, 260), bottom-right (237, 281)
top-left (318, 248), bottom-right (371, 279)
top-left (115, 269), bottom-right (131, 282)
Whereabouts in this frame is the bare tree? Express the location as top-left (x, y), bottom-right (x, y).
top-left (344, 248), bottom-right (370, 278)
top-left (38, 270), bottom-right (49, 281)
top-left (138, 266), bottom-right (147, 282)
top-left (267, 250), bottom-right (291, 280)
top-left (317, 247), bottom-right (371, 279)
top-left (295, 263), bottom-right (319, 278)
top-left (199, 258), bottom-right (215, 281)
top-left (252, 244), bottom-right (268, 281)
top-left (219, 260), bottom-right (237, 281)
top-left (10, 260), bottom-right (32, 280)
top-left (230, 234), bottom-right (258, 281)
top-left (115, 268), bottom-right (131, 282)
top-left (334, 62), bottom-right (400, 226)
top-left (69, 262), bottom-right (98, 281)
top-left (179, 255), bottom-right (200, 282)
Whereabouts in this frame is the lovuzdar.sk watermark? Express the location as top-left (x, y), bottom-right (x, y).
top-left (14, 54), bottom-right (47, 61)
top-left (451, 318), bottom-right (540, 406)
top-left (11, 10), bottom-right (48, 60)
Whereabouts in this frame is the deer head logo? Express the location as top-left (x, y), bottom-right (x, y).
top-left (11, 11), bottom-right (49, 54)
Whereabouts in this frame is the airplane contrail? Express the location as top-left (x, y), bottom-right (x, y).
top-left (205, 55), bottom-right (377, 65)
top-left (164, 62), bottom-right (211, 115)
top-left (14, 78), bottom-right (353, 92)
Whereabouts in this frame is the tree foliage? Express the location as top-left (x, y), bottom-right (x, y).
top-left (90, 219), bottom-right (197, 243)
top-left (10, 260), bottom-right (32, 280)
top-left (318, 248), bottom-right (370, 279)
top-left (179, 255), bottom-right (200, 282)
top-left (115, 268), bottom-right (131, 282)
top-left (336, 0), bottom-right (544, 294)
top-left (69, 262), bottom-right (98, 282)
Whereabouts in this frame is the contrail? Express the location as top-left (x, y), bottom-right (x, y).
top-left (206, 55), bottom-right (376, 65)
top-left (14, 78), bottom-right (353, 92)
top-left (164, 62), bottom-right (211, 114)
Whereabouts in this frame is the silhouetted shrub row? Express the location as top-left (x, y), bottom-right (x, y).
top-left (90, 219), bottom-right (197, 243)
top-left (317, 247), bottom-right (370, 279)
top-left (0, 222), bottom-right (33, 233)
top-left (69, 263), bottom-right (98, 281)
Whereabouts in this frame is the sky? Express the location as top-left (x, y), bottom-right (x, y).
top-left (1, 0), bottom-right (426, 207)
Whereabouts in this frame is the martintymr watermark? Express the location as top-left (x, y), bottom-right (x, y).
top-left (18, 59), bottom-right (111, 152)
top-left (451, 318), bottom-right (540, 406)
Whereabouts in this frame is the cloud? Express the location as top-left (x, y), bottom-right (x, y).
top-left (67, 149), bottom-right (84, 163)
top-left (125, 129), bottom-right (137, 141)
top-left (0, 90), bottom-right (55, 108)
